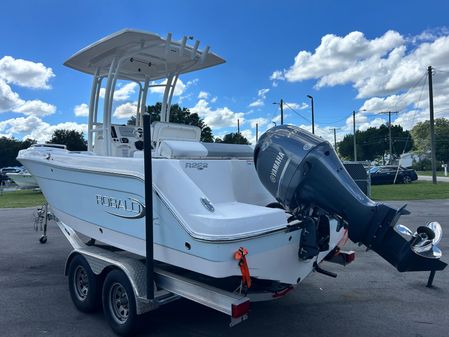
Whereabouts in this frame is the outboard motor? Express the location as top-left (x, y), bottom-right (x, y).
top-left (254, 125), bottom-right (446, 272)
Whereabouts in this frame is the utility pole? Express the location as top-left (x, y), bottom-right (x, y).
top-left (332, 128), bottom-right (338, 149)
top-left (353, 110), bottom-right (357, 161)
top-left (388, 112), bottom-right (393, 163)
top-left (307, 95), bottom-right (315, 134)
top-left (256, 123), bottom-right (259, 142)
top-left (428, 65), bottom-right (437, 184)
top-left (237, 119), bottom-right (240, 134)
top-left (280, 99), bottom-right (284, 125)
top-left (273, 100), bottom-right (284, 125)
top-left (378, 111), bottom-right (398, 164)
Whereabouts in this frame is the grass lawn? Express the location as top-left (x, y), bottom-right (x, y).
top-left (1, 181), bottom-right (448, 208)
top-left (0, 189), bottom-right (46, 208)
top-left (371, 181), bottom-right (449, 201)
top-left (416, 171), bottom-right (447, 177)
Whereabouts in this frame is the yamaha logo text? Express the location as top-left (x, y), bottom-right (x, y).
top-left (269, 151), bottom-right (285, 183)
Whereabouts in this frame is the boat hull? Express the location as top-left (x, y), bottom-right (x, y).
top-left (19, 149), bottom-right (345, 284)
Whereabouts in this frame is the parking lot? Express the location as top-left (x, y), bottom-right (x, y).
top-left (1, 200), bottom-right (449, 337)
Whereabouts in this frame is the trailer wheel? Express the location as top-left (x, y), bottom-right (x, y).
top-left (68, 254), bottom-right (99, 312)
top-left (102, 269), bottom-right (138, 337)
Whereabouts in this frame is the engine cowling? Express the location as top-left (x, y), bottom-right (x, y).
top-left (254, 125), bottom-right (446, 272)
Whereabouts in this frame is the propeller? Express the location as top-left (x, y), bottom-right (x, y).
top-left (394, 222), bottom-right (443, 259)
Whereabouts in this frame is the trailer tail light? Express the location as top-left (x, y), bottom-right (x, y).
top-left (232, 300), bottom-right (250, 318)
top-left (344, 251), bottom-right (355, 264)
top-left (324, 248), bottom-right (355, 266)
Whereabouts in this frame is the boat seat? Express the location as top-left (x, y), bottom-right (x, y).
top-left (158, 140), bottom-right (208, 158)
top-left (152, 122), bottom-right (201, 149)
top-left (201, 142), bottom-right (253, 158)
top-left (158, 140), bottom-right (254, 159)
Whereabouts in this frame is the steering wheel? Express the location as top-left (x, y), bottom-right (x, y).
top-left (133, 127), bottom-right (143, 139)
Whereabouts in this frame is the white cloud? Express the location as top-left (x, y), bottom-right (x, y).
top-left (240, 129), bottom-right (256, 145)
top-left (249, 117), bottom-right (269, 128)
top-left (270, 70), bottom-right (284, 81)
top-left (270, 29), bottom-right (449, 136)
top-left (284, 102), bottom-right (308, 110)
top-left (12, 99), bottom-right (56, 117)
top-left (270, 30), bottom-right (449, 99)
top-left (29, 121), bottom-right (87, 142)
top-left (186, 78), bottom-right (199, 87)
top-left (0, 56), bottom-right (54, 89)
top-left (258, 88), bottom-right (270, 97)
top-left (360, 94), bottom-right (408, 113)
top-left (190, 99), bottom-right (244, 129)
top-left (99, 82), bottom-right (138, 101)
top-left (249, 88), bottom-right (270, 107)
top-left (0, 78), bottom-right (56, 117)
top-left (0, 115), bottom-right (87, 142)
top-left (74, 103), bottom-right (89, 117)
top-left (114, 82), bottom-right (138, 101)
top-left (0, 79), bottom-right (23, 111)
top-left (198, 91), bottom-right (209, 99)
top-left (0, 57), bottom-right (56, 117)
top-left (113, 102), bottom-right (138, 119)
top-left (272, 113), bottom-right (290, 124)
top-left (149, 78), bottom-right (187, 96)
top-left (407, 27), bottom-right (449, 45)
top-left (248, 99), bottom-right (264, 108)
top-left (273, 30), bottom-right (404, 93)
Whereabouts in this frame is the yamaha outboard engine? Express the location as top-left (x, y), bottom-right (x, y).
top-left (254, 125), bottom-right (446, 272)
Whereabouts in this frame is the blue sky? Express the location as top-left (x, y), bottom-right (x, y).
top-left (1, 0), bottom-right (449, 144)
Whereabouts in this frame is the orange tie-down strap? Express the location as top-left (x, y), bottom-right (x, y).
top-left (234, 247), bottom-right (252, 288)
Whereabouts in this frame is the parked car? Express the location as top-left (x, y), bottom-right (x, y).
top-left (0, 167), bottom-right (23, 185)
top-left (368, 166), bottom-right (418, 185)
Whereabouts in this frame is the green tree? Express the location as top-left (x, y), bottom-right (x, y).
top-left (217, 132), bottom-right (250, 145)
top-left (48, 129), bottom-right (87, 151)
top-left (128, 103), bottom-right (214, 142)
top-left (411, 118), bottom-right (449, 163)
top-left (0, 137), bottom-right (36, 167)
top-left (338, 124), bottom-right (413, 161)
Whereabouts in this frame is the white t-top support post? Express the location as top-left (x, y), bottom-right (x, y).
top-left (88, 68), bottom-right (100, 152)
top-left (103, 56), bottom-right (118, 156)
top-left (166, 73), bottom-right (179, 120)
top-left (160, 75), bottom-right (174, 123)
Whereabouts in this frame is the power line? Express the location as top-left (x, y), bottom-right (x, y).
top-left (317, 113), bottom-right (353, 125)
top-left (283, 102), bottom-right (311, 123)
top-left (388, 72), bottom-right (427, 114)
top-left (401, 72), bottom-right (428, 154)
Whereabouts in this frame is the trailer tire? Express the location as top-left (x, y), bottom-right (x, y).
top-left (68, 254), bottom-right (100, 312)
top-left (102, 269), bottom-right (138, 337)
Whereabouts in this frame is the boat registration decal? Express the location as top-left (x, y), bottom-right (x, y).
top-left (96, 195), bottom-right (145, 219)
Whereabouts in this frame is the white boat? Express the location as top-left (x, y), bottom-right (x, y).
top-left (18, 29), bottom-right (445, 288)
top-left (7, 170), bottom-right (39, 189)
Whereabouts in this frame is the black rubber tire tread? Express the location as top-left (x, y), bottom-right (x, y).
top-left (68, 254), bottom-right (100, 313)
top-left (102, 269), bottom-right (138, 337)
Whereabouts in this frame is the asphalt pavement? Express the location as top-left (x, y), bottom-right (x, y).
top-left (1, 201), bottom-right (449, 337)
top-left (418, 175), bottom-right (449, 182)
